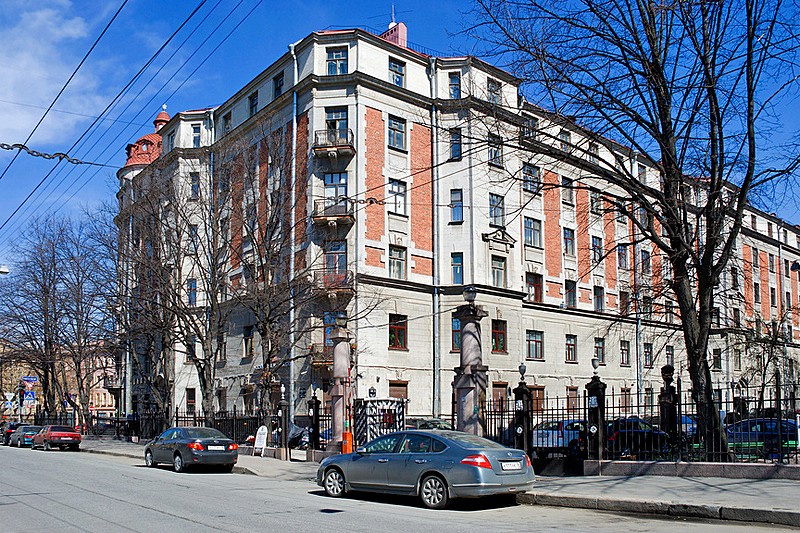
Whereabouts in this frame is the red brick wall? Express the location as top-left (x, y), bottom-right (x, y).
top-left (412, 255), bottom-right (432, 276)
top-left (365, 107), bottom-right (385, 242)
top-left (543, 170), bottom-right (562, 277)
top-left (743, 244), bottom-right (753, 318)
top-left (366, 245), bottom-right (383, 268)
top-left (575, 184), bottom-right (590, 284)
top-left (759, 252), bottom-right (769, 317)
top-left (295, 112), bottom-right (309, 271)
top-left (230, 156), bottom-right (244, 268)
top-left (410, 123), bottom-right (433, 269)
top-left (604, 208), bottom-right (617, 291)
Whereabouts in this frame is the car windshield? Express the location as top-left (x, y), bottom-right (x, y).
top-left (52, 426), bottom-right (75, 432)
top-left (441, 432), bottom-right (507, 449)
top-left (184, 428), bottom-right (227, 439)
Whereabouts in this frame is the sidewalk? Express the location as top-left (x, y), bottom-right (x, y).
top-left (80, 438), bottom-right (800, 527)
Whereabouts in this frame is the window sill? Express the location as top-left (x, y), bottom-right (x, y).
top-left (388, 145), bottom-right (408, 154)
top-left (388, 211), bottom-right (409, 219)
top-left (448, 157), bottom-right (462, 162)
top-left (526, 358), bottom-right (545, 362)
top-left (620, 363), bottom-right (631, 367)
top-left (491, 350), bottom-right (508, 354)
top-left (448, 220), bottom-right (464, 226)
top-left (489, 223), bottom-right (506, 230)
top-left (565, 360), bottom-right (579, 364)
top-left (388, 347), bottom-right (409, 352)
top-left (488, 162), bottom-right (504, 170)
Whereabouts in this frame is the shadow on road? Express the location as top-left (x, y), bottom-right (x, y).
top-left (308, 489), bottom-right (519, 511)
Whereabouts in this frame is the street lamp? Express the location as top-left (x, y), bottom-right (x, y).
top-left (591, 356), bottom-right (600, 376)
top-left (462, 285), bottom-right (477, 306)
top-left (518, 363), bottom-right (526, 382)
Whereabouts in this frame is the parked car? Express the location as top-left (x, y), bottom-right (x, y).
top-left (605, 416), bottom-right (670, 459)
top-left (2, 422), bottom-right (24, 445)
top-left (405, 417), bottom-right (453, 431)
top-left (9, 425), bottom-right (42, 447)
top-left (645, 414), bottom-right (698, 439)
top-left (144, 427), bottom-right (238, 473)
top-left (531, 419), bottom-right (586, 459)
top-left (317, 429), bottom-right (535, 509)
top-left (726, 418), bottom-right (799, 459)
top-left (32, 425), bottom-right (82, 451)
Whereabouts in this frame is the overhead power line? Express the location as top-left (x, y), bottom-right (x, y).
top-left (0, 142), bottom-right (114, 168)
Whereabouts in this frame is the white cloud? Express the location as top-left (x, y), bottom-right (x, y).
top-left (0, 1), bottom-right (107, 148)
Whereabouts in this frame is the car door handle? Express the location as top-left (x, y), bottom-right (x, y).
top-left (414, 459), bottom-right (428, 464)
top-left (378, 458), bottom-right (389, 463)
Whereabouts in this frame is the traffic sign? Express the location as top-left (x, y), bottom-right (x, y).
top-left (23, 391), bottom-right (36, 407)
top-left (21, 376), bottom-right (38, 383)
top-left (3, 401), bottom-right (12, 409)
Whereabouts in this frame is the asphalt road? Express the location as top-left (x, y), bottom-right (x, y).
top-left (0, 446), bottom-right (792, 532)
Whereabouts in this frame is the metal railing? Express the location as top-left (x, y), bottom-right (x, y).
top-left (313, 129), bottom-right (354, 149)
top-left (312, 199), bottom-right (354, 219)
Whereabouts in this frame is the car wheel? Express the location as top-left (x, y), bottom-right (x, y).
top-left (145, 451), bottom-right (157, 467)
top-left (44, 441), bottom-right (52, 451)
top-left (16, 439), bottom-right (21, 448)
top-left (420, 474), bottom-right (449, 509)
top-left (173, 453), bottom-right (185, 473)
top-left (323, 468), bottom-right (346, 498)
top-left (222, 464), bottom-right (234, 473)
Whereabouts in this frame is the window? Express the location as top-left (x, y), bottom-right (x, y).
top-left (768, 222), bottom-right (774, 238)
top-left (388, 179), bottom-right (407, 215)
top-left (389, 314), bottom-right (407, 349)
top-left (192, 124), bottom-right (201, 148)
top-left (563, 228), bottom-right (575, 256)
top-left (752, 248), bottom-right (759, 269)
top-left (326, 47), bottom-right (348, 75)
top-left (166, 131), bottom-right (176, 152)
top-left (185, 336), bottom-right (196, 363)
top-left (771, 286), bottom-right (777, 307)
top-left (594, 337), bottom-right (606, 364)
top-left (325, 107), bottom-right (348, 135)
top-left (593, 286), bottom-right (605, 312)
top-left (448, 72), bottom-right (461, 98)
top-left (243, 325), bottom-right (254, 359)
top-left (388, 381), bottom-right (408, 400)
top-left (665, 345), bottom-right (674, 367)
top-left (712, 348), bottom-right (722, 371)
top-left (640, 249), bottom-right (651, 274)
top-left (733, 308), bottom-right (741, 327)
top-left (451, 317), bottom-right (461, 351)
top-left (617, 244), bottom-right (628, 270)
top-left (273, 72), bottom-right (284, 98)
top-left (785, 259), bottom-right (791, 278)
top-left (186, 388), bottom-right (196, 413)
top-left (588, 142), bottom-right (599, 164)
top-left (590, 189), bottom-right (602, 214)
top-left (489, 193), bottom-right (505, 227)
top-left (564, 280), bottom-right (577, 308)
top-left (526, 330), bottom-right (544, 360)
top-left (642, 296), bottom-right (653, 319)
top-left (388, 116), bottom-right (406, 150)
top-left (189, 224), bottom-right (199, 250)
top-left (734, 349), bottom-right (742, 371)
top-left (754, 282), bottom-right (761, 303)
top-left (731, 267), bottom-right (739, 289)
top-left (388, 246), bottom-right (406, 279)
top-left (751, 214), bottom-right (757, 229)
top-left (218, 332), bottom-right (227, 363)
top-left (561, 176), bottom-right (574, 204)
top-left (666, 300), bottom-right (674, 323)
top-left (787, 291), bottom-right (792, 310)
top-left (522, 163), bottom-right (541, 193)
top-left (190, 172), bottom-right (200, 199)
top-left (449, 128), bottom-right (462, 160)
top-left (248, 92), bottom-right (258, 118)
top-left (487, 78), bottom-right (501, 104)
top-left (637, 163), bottom-right (647, 183)
top-left (620, 388), bottom-right (631, 412)
top-left (450, 189), bottom-right (463, 222)
top-left (523, 117), bottom-right (539, 140)
top-left (644, 342), bottom-right (653, 368)
top-left (558, 130), bottom-right (571, 151)
top-left (565, 334), bottom-right (578, 363)
top-left (769, 253), bottom-right (775, 273)
top-left (222, 113), bottom-right (231, 133)
top-left (323, 172), bottom-right (348, 208)
top-left (187, 278), bottom-right (197, 306)
top-left (591, 236), bottom-right (603, 264)
top-left (524, 217), bottom-right (542, 247)
top-left (389, 57), bottom-right (405, 87)
top-left (617, 203), bottom-right (628, 224)
top-left (491, 255), bottom-right (506, 287)
top-left (323, 240), bottom-right (347, 276)
top-left (620, 340), bottom-right (630, 366)
top-left (488, 134), bottom-right (503, 166)
top-left (491, 320), bottom-right (507, 352)
top-left (526, 273), bottom-right (543, 302)
top-left (451, 253), bottom-right (463, 284)
top-left (619, 290), bottom-right (630, 315)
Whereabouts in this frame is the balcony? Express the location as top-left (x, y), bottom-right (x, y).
top-left (313, 129), bottom-right (355, 158)
top-left (311, 199), bottom-right (355, 226)
top-left (311, 269), bottom-right (355, 301)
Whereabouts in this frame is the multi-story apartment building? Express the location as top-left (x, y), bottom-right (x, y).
top-left (117, 22), bottom-right (800, 422)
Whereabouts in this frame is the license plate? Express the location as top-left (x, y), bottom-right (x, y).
top-left (501, 461), bottom-right (522, 471)
top-left (208, 445), bottom-right (225, 451)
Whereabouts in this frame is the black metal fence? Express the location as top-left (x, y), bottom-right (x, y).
top-left (131, 408), bottom-right (268, 444)
top-left (481, 380), bottom-right (800, 464)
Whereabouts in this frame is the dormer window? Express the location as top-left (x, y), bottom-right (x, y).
top-left (141, 142), bottom-right (149, 152)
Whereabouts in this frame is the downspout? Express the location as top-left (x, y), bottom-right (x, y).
top-left (288, 41), bottom-right (300, 421)
top-left (428, 57), bottom-right (440, 417)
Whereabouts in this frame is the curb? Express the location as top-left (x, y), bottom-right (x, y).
top-left (83, 447), bottom-right (267, 477)
top-left (517, 493), bottom-right (800, 527)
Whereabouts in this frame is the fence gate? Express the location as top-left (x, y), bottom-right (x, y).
top-left (353, 398), bottom-right (406, 445)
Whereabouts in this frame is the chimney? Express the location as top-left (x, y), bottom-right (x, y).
top-left (380, 21), bottom-right (407, 48)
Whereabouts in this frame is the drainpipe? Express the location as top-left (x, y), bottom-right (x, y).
top-left (288, 41), bottom-right (300, 421)
top-left (428, 57), bottom-right (441, 417)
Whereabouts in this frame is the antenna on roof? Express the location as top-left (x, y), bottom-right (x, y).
top-left (388, 4), bottom-right (397, 29)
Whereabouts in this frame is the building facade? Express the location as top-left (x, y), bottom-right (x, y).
top-left (117, 22), bottom-right (800, 422)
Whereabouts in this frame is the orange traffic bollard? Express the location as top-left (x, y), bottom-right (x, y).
top-left (342, 431), bottom-right (353, 454)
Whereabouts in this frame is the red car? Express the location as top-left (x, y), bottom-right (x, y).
top-left (32, 425), bottom-right (82, 451)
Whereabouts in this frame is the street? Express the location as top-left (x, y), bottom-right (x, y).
top-left (0, 446), bottom-right (792, 532)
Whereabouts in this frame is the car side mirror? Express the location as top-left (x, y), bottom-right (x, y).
top-left (355, 446), bottom-right (367, 455)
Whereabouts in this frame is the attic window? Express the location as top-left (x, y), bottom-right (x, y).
top-left (141, 142), bottom-right (149, 152)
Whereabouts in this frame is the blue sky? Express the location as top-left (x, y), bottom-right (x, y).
top-left (0, 0), bottom-right (470, 251)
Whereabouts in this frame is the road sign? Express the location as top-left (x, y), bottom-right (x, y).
top-left (24, 381), bottom-right (34, 391)
top-left (23, 391), bottom-right (35, 407)
top-left (22, 376), bottom-right (38, 383)
top-left (3, 401), bottom-right (12, 409)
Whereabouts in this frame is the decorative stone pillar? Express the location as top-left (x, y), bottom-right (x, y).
top-left (453, 303), bottom-right (489, 436)
top-left (327, 326), bottom-right (350, 452)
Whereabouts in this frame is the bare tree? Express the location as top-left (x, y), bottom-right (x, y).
top-left (468, 0), bottom-right (800, 459)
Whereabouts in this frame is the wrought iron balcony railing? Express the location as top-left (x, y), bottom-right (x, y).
top-left (312, 129), bottom-right (355, 157)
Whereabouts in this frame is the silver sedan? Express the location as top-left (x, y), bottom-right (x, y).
top-left (316, 430), bottom-right (534, 509)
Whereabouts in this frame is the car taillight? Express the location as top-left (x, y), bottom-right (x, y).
top-left (525, 455), bottom-right (532, 468)
top-left (461, 454), bottom-right (493, 469)
top-left (187, 442), bottom-right (204, 451)
top-left (228, 443), bottom-right (238, 451)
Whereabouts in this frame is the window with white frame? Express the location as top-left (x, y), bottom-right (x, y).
top-left (590, 189), bottom-right (602, 214)
top-left (449, 72), bottom-right (461, 98)
top-left (561, 176), bottom-right (574, 204)
top-left (273, 72), bottom-right (284, 98)
top-left (591, 236), bottom-right (603, 264)
top-left (388, 116), bottom-right (406, 150)
top-left (620, 340), bottom-right (630, 366)
top-left (523, 117), bottom-right (539, 140)
top-left (192, 124), bottom-right (201, 147)
top-left (563, 228), bottom-right (575, 256)
top-left (594, 337), bottom-right (606, 364)
top-left (491, 255), bottom-right (506, 287)
top-left (524, 217), bottom-right (542, 248)
top-left (565, 334), bottom-right (578, 363)
top-left (449, 128), bottom-right (462, 160)
top-left (488, 134), bottom-right (503, 166)
top-left (558, 130), bottom-right (571, 151)
top-left (617, 244), bottom-right (628, 269)
top-left (450, 189), bottom-right (463, 222)
top-left (248, 92), bottom-right (258, 118)
top-left (388, 246), bottom-right (406, 279)
top-left (487, 78), bottom-right (501, 104)
top-left (522, 163), bottom-right (541, 193)
top-left (388, 179), bottom-right (407, 215)
top-left (451, 252), bottom-right (463, 284)
top-left (389, 58), bottom-right (405, 87)
top-left (489, 193), bottom-right (505, 227)
top-left (526, 330), bottom-right (544, 360)
top-left (326, 47), bottom-right (348, 75)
